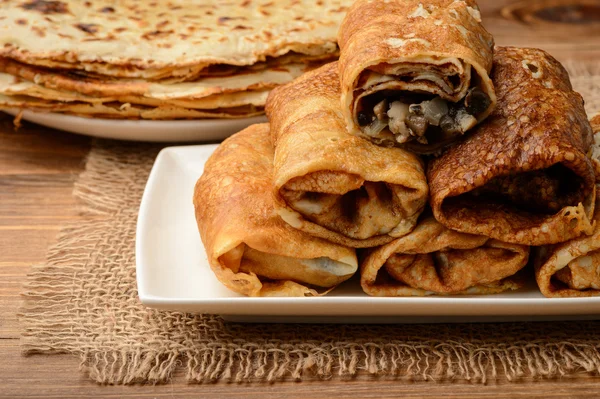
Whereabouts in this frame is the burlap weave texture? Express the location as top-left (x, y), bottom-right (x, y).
top-left (19, 63), bottom-right (600, 384)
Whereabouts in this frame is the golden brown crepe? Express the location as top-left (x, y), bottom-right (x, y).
top-left (0, 58), bottom-right (324, 119)
top-left (361, 216), bottom-right (530, 296)
top-left (193, 123), bottom-right (358, 297)
top-left (266, 62), bottom-right (429, 248)
top-left (0, 93), bottom-right (265, 120)
top-left (0, 57), bottom-right (321, 100)
top-left (429, 46), bottom-right (596, 246)
top-left (0, 70), bottom-right (270, 109)
top-left (338, 0), bottom-right (496, 154)
top-left (534, 115), bottom-right (600, 297)
top-left (534, 210), bottom-right (600, 297)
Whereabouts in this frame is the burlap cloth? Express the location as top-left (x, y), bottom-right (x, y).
top-left (19, 64), bottom-right (600, 384)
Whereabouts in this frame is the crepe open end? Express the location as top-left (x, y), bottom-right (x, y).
top-left (266, 62), bottom-right (429, 248)
top-left (361, 216), bottom-right (529, 296)
top-left (338, 0), bottom-right (495, 154)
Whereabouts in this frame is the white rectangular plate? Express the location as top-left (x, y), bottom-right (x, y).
top-left (136, 145), bottom-right (600, 323)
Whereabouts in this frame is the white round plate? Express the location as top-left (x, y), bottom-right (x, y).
top-left (2, 109), bottom-right (267, 142)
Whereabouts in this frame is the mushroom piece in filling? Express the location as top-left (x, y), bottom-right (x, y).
top-left (357, 87), bottom-right (491, 147)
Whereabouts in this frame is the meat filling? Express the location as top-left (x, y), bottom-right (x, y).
top-left (357, 87), bottom-right (490, 147)
top-left (471, 164), bottom-right (588, 214)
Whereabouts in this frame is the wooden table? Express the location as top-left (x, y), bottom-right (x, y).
top-left (1, 0), bottom-right (600, 397)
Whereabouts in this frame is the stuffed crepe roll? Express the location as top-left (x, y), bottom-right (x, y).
top-left (266, 62), bottom-right (429, 248)
top-left (534, 207), bottom-right (600, 297)
top-left (338, 0), bottom-right (496, 153)
top-left (193, 123), bottom-right (358, 297)
top-left (429, 47), bottom-right (596, 246)
top-left (534, 115), bottom-right (600, 297)
top-left (360, 216), bottom-right (529, 296)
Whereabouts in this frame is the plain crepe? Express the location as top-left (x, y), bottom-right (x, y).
top-left (0, 0), bottom-right (351, 119)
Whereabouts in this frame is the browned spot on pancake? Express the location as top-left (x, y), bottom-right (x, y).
top-left (141, 30), bottom-right (174, 40)
top-left (218, 16), bottom-right (245, 24)
top-left (114, 27), bottom-right (127, 33)
top-left (241, 0), bottom-right (251, 6)
top-left (233, 25), bottom-right (251, 30)
top-left (16, 18), bottom-right (28, 25)
top-left (31, 25), bottom-right (45, 37)
top-left (75, 23), bottom-right (99, 34)
top-left (156, 20), bottom-right (170, 28)
top-left (20, 0), bottom-right (68, 14)
top-left (99, 6), bottom-right (115, 13)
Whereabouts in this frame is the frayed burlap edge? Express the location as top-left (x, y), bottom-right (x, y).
top-left (18, 64), bottom-right (600, 385)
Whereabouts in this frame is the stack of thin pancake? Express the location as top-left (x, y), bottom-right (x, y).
top-left (195, 0), bottom-right (599, 298)
top-left (0, 0), bottom-right (351, 119)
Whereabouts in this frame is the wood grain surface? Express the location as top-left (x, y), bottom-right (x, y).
top-left (1, 0), bottom-right (600, 397)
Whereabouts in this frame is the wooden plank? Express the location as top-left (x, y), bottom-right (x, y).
top-left (0, 229), bottom-right (61, 263)
top-left (0, 117), bottom-right (90, 175)
top-left (481, 0), bottom-right (600, 65)
top-left (0, 183), bottom-right (80, 225)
